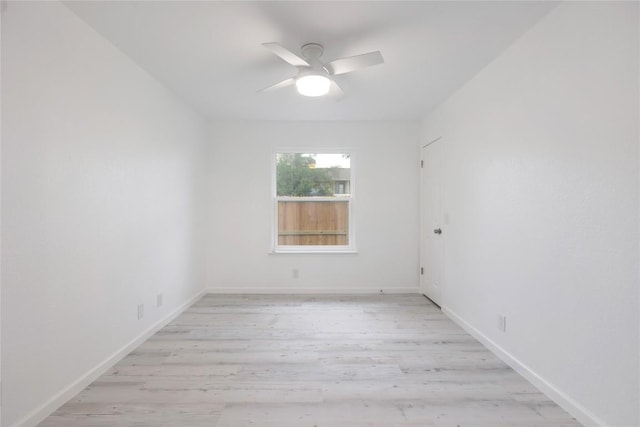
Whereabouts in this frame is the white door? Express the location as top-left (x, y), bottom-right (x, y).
top-left (420, 138), bottom-right (443, 306)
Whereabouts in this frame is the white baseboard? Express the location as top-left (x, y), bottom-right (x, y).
top-left (442, 306), bottom-right (605, 427)
top-left (204, 286), bottom-right (420, 294)
top-left (12, 289), bottom-right (206, 427)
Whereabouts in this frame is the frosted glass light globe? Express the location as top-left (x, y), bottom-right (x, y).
top-left (296, 75), bottom-right (331, 97)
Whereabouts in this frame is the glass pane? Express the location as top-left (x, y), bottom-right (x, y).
top-left (276, 153), bottom-right (351, 246)
top-left (276, 153), bottom-right (350, 197)
top-left (278, 200), bottom-right (349, 246)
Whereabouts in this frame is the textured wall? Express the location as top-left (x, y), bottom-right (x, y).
top-left (1, 2), bottom-right (206, 425)
top-left (422, 2), bottom-right (639, 425)
top-left (205, 121), bottom-right (420, 293)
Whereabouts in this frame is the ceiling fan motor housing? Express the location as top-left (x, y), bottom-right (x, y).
top-left (299, 43), bottom-right (328, 74)
top-left (301, 43), bottom-right (324, 60)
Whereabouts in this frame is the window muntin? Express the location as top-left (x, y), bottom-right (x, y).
top-left (273, 152), bottom-right (354, 252)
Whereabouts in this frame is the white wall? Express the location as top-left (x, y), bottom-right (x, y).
top-left (1, 5), bottom-right (4, 424)
top-left (421, 2), bottom-right (639, 426)
top-left (1, 2), bottom-right (207, 426)
top-left (205, 121), bottom-right (420, 293)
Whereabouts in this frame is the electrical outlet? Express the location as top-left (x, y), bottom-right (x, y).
top-left (498, 314), bottom-right (507, 332)
top-left (292, 268), bottom-right (299, 279)
top-left (137, 304), bottom-right (144, 320)
top-left (157, 293), bottom-right (163, 307)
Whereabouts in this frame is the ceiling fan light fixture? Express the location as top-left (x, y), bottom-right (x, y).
top-left (295, 74), bottom-right (331, 97)
top-left (260, 42), bottom-right (384, 98)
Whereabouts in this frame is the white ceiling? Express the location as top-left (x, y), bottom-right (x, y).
top-left (64, 1), bottom-right (557, 121)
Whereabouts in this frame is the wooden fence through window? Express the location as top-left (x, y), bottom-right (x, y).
top-left (278, 200), bottom-right (348, 245)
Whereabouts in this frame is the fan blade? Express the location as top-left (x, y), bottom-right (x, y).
top-left (263, 42), bottom-right (310, 67)
top-left (258, 77), bottom-right (295, 93)
top-left (326, 51), bottom-right (384, 75)
top-left (329, 80), bottom-right (344, 100)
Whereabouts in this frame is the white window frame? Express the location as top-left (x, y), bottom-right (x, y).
top-left (271, 148), bottom-right (356, 254)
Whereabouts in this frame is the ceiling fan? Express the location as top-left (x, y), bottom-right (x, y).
top-left (259, 42), bottom-right (384, 98)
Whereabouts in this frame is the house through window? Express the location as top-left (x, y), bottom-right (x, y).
top-left (273, 152), bottom-right (354, 252)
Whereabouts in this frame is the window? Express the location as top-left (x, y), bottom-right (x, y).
top-left (273, 152), bottom-right (354, 253)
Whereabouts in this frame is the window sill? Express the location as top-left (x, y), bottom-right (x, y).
top-left (270, 247), bottom-right (358, 255)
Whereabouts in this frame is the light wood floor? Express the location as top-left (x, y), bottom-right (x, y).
top-left (40, 294), bottom-right (581, 426)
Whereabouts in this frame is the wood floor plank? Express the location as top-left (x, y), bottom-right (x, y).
top-left (39, 294), bottom-right (581, 426)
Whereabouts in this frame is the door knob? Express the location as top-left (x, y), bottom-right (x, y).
top-left (434, 228), bottom-right (442, 235)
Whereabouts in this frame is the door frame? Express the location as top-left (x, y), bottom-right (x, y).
top-left (420, 136), bottom-right (444, 308)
